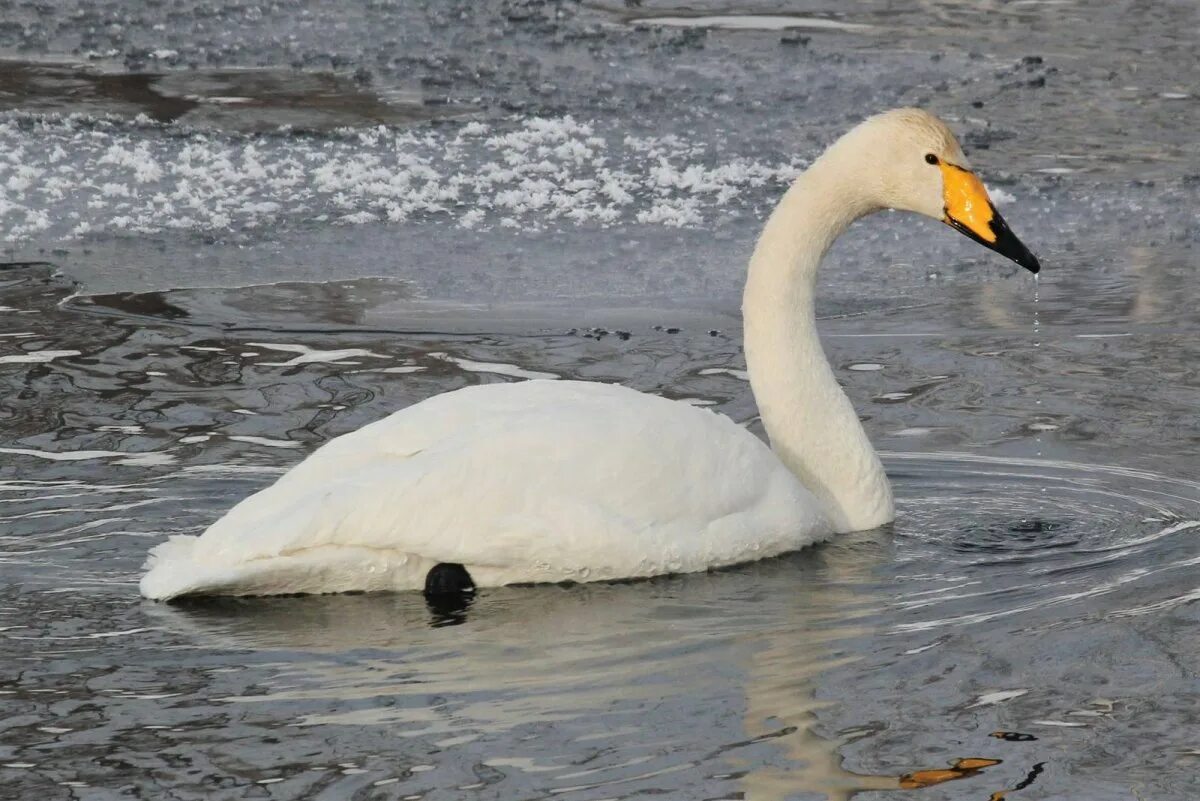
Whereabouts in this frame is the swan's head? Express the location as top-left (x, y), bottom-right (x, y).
top-left (842, 108), bottom-right (1041, 273)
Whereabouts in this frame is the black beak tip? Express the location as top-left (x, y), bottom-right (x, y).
top-left (946, 206), bottom-right (1043, 275)
top-left (988, 208), bottom-right (1041, 275)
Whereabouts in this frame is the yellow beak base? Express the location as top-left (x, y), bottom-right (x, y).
top-left (940, 163), bottom-right (997, 244)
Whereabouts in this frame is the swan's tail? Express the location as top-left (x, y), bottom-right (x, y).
top-left (139, 535), bottom-right (208, 600)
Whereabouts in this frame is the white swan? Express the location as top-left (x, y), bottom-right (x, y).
top-left (141, 109), bottom-right (1039, 600)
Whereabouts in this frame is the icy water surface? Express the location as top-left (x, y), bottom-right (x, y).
top-left (3, 263), bottom-right (1199, 800)
top-left (2, 1), bottom-right (1199, 800)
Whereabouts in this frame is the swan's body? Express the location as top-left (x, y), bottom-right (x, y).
top-left (141, 109), bottom-right (1039, 600)
top-left (140, 381), bottom-right (828, 599)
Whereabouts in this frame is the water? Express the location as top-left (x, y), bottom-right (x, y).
top-left (2, 1), bottom-right (1199, 799)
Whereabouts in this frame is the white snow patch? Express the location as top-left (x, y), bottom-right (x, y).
top-left (967, 689), bottom-right (1029, 708)
top-left (0, 446), bottom-right (167, 463)
top-left (428, 352), bottom-right (558, 380)
top-left (114, 452), bottom-right (177, 467)
top-left (987, 186), bottom-right (1017, 206)
top-left (0, 350), bottom-right (80, 365)
top-left (361, 365), bottom-right (426, 374)
top-left (0, 447), bottom-right (124, 461)
top-left (179, 434), bottom-right (212, 444)
top-left (0, 115), bottom-right (804, 242)
top-left (247, 342), bottom-right (389, 367)
top-left (228, 435), bottom-right (304, 449)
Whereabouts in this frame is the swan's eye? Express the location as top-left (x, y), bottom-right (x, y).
top-left (924, 153), bottom-right (940, 166)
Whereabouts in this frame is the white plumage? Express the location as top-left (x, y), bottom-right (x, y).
top-left (141, 381), bottom-right (827, 599)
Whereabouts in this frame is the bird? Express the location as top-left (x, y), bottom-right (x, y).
top-left (140, 108), bottom-right (1040, 601)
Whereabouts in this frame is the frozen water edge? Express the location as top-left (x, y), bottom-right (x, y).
top-left (0, 113), bottom-right (806, 244)
top-left (5, 111), bottom-right (1194, 309)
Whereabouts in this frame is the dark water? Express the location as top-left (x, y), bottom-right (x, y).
top-left (1, 1), bottom-right (1199, 799)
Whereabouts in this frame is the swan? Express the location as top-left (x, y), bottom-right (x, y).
top-left (140, 108), bottom-right (1040, 600)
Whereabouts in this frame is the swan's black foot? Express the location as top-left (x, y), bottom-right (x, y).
top-left (424, 563), bottom-right (475, 627)
top-left (424, 563), bottom-right (475, 597)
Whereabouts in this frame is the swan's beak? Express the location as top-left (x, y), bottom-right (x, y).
top-left (940, 163), bottom-right (1041, 274)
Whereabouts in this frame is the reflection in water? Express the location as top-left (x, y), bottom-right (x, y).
top-left (146, 539), bottom-right (916, 797)
top-left (736, 532), bottom-right (902, 801)
top-left (987, 762), bottom-right (1046, 801)
top-left (900, 757), bottom-right (1000, 790)
top-left (145, 533), bottom-right (1045, 800)
top-left (82, 277), bottom-right (416, 327)
top-left (421, 592), bottom-right (476, 630)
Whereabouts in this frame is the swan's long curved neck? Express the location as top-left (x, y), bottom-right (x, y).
top-left (743, 155), bottom-right (894, 532)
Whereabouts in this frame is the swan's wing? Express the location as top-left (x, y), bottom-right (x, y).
top-left (145, 381), bottom-right (828, 595)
